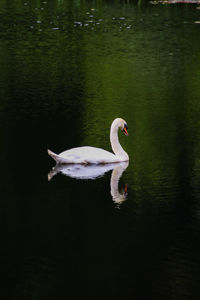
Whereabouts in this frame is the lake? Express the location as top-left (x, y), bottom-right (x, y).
top-left (1, 0), bottom-right (200, 299)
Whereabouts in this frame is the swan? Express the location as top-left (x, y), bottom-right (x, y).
top-left (47, 118), bottom-right (129, 164)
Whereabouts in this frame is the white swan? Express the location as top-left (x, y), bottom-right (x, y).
top-left (47, 118), bottom-right (129, 164)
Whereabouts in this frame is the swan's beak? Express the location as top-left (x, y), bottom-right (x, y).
top-left (123, 127), bottom-right (128, 136)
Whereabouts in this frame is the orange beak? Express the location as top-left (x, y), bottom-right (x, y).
top-left (123, 127), bottom-right (128, 136)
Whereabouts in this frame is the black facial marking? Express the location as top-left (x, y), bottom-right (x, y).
top-left (124, 123), bottom-right (128, 130)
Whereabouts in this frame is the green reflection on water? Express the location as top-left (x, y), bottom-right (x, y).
top-left (0, 1), bottom-right (199, 192)
top-left (0, 0), bottom-right (200, 196)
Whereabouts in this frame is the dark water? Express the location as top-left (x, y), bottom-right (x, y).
top-left (1, 0), bottom-right (200, 299)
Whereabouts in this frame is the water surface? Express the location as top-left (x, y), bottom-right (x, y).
top-left (1, 1), bottom-right (200, 299)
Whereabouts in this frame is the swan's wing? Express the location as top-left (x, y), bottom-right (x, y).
top-left (59, 146), bottom-right (117, 164)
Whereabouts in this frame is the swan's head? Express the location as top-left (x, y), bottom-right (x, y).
top-left (118, 118), bottom-right (128, 136)
top-left (112, 118), bottom-right (129, 136)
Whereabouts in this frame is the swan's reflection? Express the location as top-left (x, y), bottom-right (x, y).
top-left (110, 162), bottom-right (128, 206)
top-left (48, 162), bottom-right (129, 206)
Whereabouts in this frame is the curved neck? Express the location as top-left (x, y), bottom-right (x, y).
top-left (110, 120), bottom-right (129, 160)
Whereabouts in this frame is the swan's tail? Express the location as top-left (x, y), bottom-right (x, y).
top-left (47, 149), bottom-right (60, 163)
top-left (47, 149), bottom-right (73, 164)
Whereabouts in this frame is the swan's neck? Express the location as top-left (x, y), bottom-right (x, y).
top-left (110, 121), bottom-right (129, 160)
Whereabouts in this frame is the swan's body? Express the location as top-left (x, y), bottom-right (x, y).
top-left (47, 118), bottom-right (129, 164)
